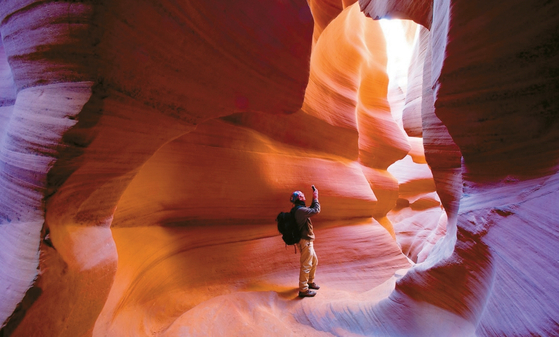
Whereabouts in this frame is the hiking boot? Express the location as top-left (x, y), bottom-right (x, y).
top-left (298, 289), bottom-right (317, 298)
top-left (308, 282), bottom-right (320, 290)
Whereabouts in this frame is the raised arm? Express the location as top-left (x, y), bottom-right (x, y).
top-left (296, 185), bottom-right (321, 218)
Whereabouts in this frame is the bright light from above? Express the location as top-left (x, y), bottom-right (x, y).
top-left (379, 19), bottom-right (418, 124)
top-left (379, 19), bottom-right (417, 92)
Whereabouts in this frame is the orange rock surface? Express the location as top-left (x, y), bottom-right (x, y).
top-left (0, 0), bottom-right (558, 336)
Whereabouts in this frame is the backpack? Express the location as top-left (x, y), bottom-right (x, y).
top-left (276, 207), bottom-right (301, 248)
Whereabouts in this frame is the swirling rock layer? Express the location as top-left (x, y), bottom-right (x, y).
top-left (0, 0), bottom-right (558, 336)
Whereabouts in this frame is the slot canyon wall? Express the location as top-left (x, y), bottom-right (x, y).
top-left (0, 0), bottom-right (557, 336)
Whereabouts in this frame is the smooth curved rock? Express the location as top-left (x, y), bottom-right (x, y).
top-left (362, 0), bottom-right (559, 336)
top-left (1, 0), bottom-right (558, 336)
top-left (401, 26), bottom-right (427, 137)
top-left (359, 0), bottom-right (433, 29)
top-left (1, 0), bottom-right (314, 334)
top-left (96, 220), bottom-right (410, 336)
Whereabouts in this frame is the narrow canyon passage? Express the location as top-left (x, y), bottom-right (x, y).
top-left (95, 107), bottom-right (427, 334)
top-left (0, 0), bottom-right (558, 336)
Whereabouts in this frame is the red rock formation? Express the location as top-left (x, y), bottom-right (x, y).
top-left (360, 0), bottom-right (433, 29)
top-left (426, 1), bottom-right (559, 335)
top-left (0, 0), bottom-right (558, 336)
top-left (388, 142), bottom-right (444, 263)
top-left (0, 0), bottom-right (315, 335)
top-left (98, 4), bottom-right (409, 334)
top-left (357, 0), bottom-right (559, 336)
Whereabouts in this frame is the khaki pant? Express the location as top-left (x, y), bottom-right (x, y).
top-left (298, 239), bottom-right (318, 292)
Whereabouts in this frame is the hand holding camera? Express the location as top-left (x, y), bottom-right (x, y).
top-left (311, 185), bottom-right (318, 199)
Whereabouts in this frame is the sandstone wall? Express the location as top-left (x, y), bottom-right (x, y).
top-left (0, 0), bottom-right (557, 336)
top-left (358, 0), bottom-right (559, 336)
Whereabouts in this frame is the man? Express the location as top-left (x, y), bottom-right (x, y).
top-left (290, 185), bottom-right (321, 298)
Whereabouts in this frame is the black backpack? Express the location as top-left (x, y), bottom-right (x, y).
top-left (276, 207), bottom-right (301, 247)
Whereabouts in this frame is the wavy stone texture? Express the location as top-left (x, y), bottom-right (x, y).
top-left (359, 0), bottom-right (433, 29)
top-left (1, 0), bottom-right (558, 336)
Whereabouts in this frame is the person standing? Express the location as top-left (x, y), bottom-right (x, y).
top-left (290, 185), bottom-right (321, 298)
